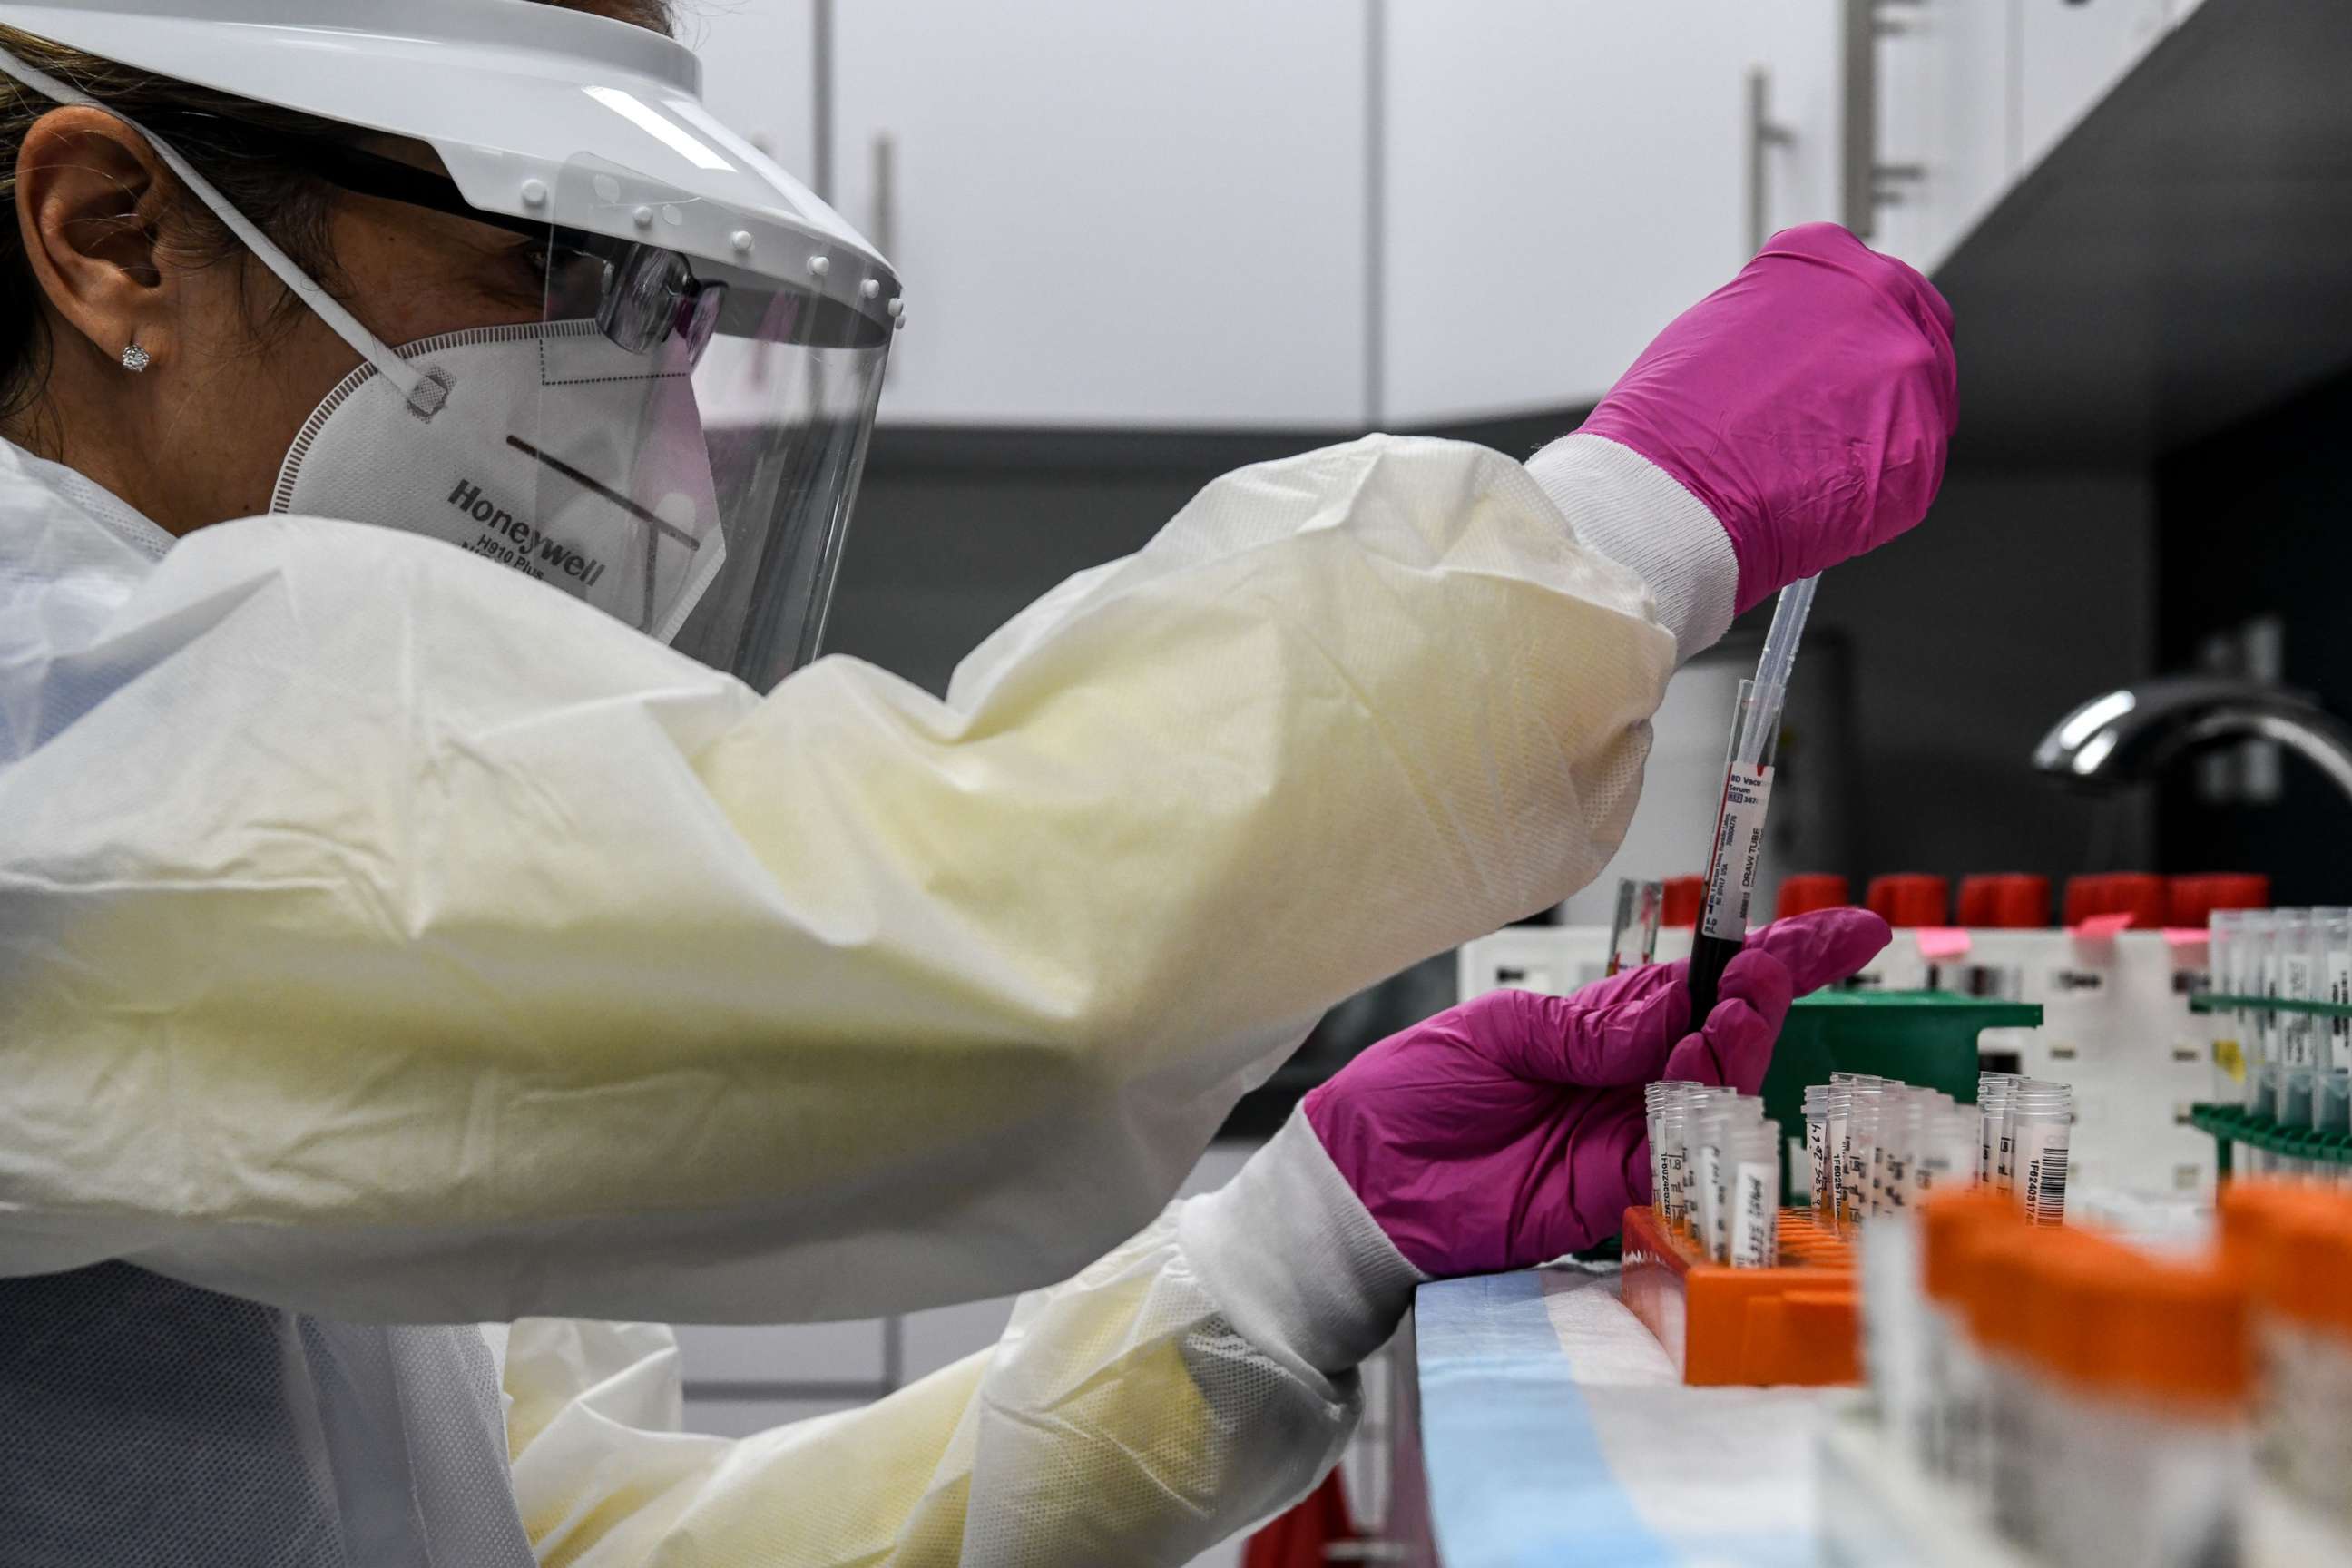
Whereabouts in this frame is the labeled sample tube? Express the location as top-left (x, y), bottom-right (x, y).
top-left (1881, 1087), bottom-right (1923, 1213)
top-left (1687, 577), bottom-right (1819, 1024)
top-left (1847, 1080), bottom-right (1888, 1227)
top-left (1652, 1085), bottom-right (1692, 1230)
top-left (1802, 1083), bottom-right (1834, 1214)
top-left (2034, 1259), bottom-right (2250, 1568)
top-left (2324, 906), bottom-right (2352, 1069)
top-left (1980, 1071), bottom-right (2017, 1194)
top-left (1682, 1088), bottom-right (1736, 1240)
top-left (2229, 1184), bottom-right (2352, 1521)
top-left (1726, 1119), bottom-right (1781, 1267)
top-left (1644, 1082), bottom-right (1674, 1219)
top-left (2210, 909), bottom-right (2248, 1101)
top-left (2279, 910), bottom-right (2320, 1132)
top-left (1607, 877), bottom-right (1666, 978)
top-left (2318, 906), bottom-right (2351, 1135)
top-left (1914, 1102), bottom-right (1981, 1198)
top-left (1827, 1077), bottom-right (1855, 1224)
top-left (1691, 1091), bottom-right (1737, 1259)
top-left (2247, 911), bottom-right (2281, 1119)
top-left (1919, 1191), bottom-right (2013, 1483)
top-left (2010, 1080), bottom-right (2073, 1225)
top-left (1853, 1083), bottom-right (1888, 1222)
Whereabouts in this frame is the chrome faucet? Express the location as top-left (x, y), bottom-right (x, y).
top-left (2034, 676), bottom-right (2352, 807)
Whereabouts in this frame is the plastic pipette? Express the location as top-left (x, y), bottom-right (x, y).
top-left (1687, 575), bottom-right (1820, 1040)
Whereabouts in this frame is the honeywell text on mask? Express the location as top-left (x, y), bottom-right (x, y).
top-left (448, 478), bottom-right (608, 587)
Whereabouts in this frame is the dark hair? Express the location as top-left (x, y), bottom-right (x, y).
top-left (0, 0), bottom-right (679, 431)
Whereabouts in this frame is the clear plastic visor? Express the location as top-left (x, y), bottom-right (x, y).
top-left (430, 156), bottom-right (890, 689)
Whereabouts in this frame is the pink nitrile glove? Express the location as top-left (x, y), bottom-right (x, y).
top-left (1303, 906), bottom-right (1889, 1278)
top-left (1578, 222), bottom-right (1957, 615)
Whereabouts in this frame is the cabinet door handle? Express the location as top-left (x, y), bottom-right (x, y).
top-left (1746, 65), bottom-right (1798, 255)
top-left (869, 131), bottom-right (897, 260)
top-left (1841, 0), bottom-right (1926, 238)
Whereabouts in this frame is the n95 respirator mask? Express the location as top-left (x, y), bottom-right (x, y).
top-left (270, 322), bottom-right (727, 642)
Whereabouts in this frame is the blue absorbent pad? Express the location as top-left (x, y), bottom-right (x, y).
top-left (1416, 1268), bottom-right (1829, 1567)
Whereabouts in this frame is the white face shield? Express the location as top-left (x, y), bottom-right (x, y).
top-left (0, 7), bottom-right (900, 691)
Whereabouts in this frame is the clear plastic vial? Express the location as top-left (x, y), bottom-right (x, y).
top-left (1979, 1071), bottom-right (2016, 1191)
top-left (1725, 1119), bottom-right (1781, 1268)
top-left (2317, 907), bottom-right (2351, 1062)
top-left (2318, 907), bottom-right (2352, 1134)
top-left (1802, 1083), bottom-right (1834, 1216)
top-left (2040, 1266), bottom-right (2252, 1568)
top-left (1914, 1102), bottom-right (1980, 1197)
top-left (1690, 1092), bottom-right (1742, 1260)
top-left (2279, 911), bottom-right (2320, 1134)
top-left (1882, 1087), bottom-right (1927, 1214)
top-left (1683, 1086), bottom-right (1733, 1240)
top-left (2009, 1080), bottom-right (2073, 1226)
top-left (2245, 910), bottom-right (2281, 1120)
top-left (1847, 1083), bottom-right (1885, 1228)
top-left (1827, 1075), bottom-right (1855, 1225)
top-left (2210, 909), bottom-right (2249, 1101)
top-left (1651, 1085), bottom-right (1691, 1230)
top-left (1644, 1082), bottom-right (1675, 1220)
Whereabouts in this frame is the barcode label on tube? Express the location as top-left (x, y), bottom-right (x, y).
top-left (1699, 763), bottom-right (1774, 942)
top-left (2025, 1148), bottom-right (2068, 1226)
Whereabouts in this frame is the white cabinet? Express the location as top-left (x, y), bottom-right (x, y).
top-left (679, 3), bottom-right (2194, 433)
top-left (682, 0), bottom-right (817, 182)
top-left (1748, 0), bottom-right (1846, 244)
top-left (2018, 0), bottom-right (2171, 173)
top-left (1873, 0), bottom-right (2015, 272)
top-left (1751, 0), bottom-right (2014, 278)
top-left (1381, 2), bottom-right (1760, 426)
top-left (828, 1), bottom-right (1368, 428)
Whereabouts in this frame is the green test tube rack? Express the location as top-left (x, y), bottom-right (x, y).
top-left (2186, 992), bottom-right (2352, 1177)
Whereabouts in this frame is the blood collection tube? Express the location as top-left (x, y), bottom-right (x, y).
top-left (1606, 877), bottom-right (1666, 977)
top-left (1688, 577), bottom-right (1818, 1025)
top-left (1867, 874), bottom-right (1950, 929)
top-left (1958, 873), bottom-right (2051, 929)
top-left (1774, 873), bottom-right (1850, 919)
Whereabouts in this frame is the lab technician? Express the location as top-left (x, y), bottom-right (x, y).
top-left (0, 0), bottom-right (1950, 1562)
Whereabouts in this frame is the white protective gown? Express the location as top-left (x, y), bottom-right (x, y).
top-left (0, 428), bottom-right (1733, 1563)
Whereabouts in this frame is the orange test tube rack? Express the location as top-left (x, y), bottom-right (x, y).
top-left (1619, 1204), bottom-right (1861, 1386)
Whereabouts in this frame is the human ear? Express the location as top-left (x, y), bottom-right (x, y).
top-left (12, 105), bottom-right (178, 374)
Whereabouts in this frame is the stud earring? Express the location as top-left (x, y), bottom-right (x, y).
top-left (121, 342), bottom-right (151, 373)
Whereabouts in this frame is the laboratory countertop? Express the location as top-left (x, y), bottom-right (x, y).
top-left (1413, 1267), bottom-right (1835, 1568)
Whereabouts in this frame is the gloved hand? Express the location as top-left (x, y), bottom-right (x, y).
top-left (1302, 906), bottom-right (1889, 1277)
top-left (1578, 222), bottom-right (1957, 615)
